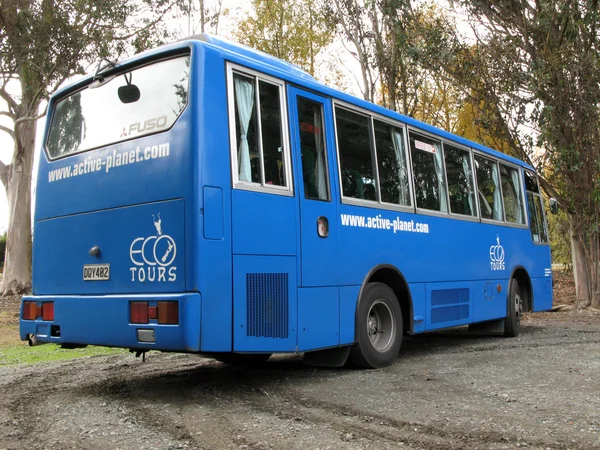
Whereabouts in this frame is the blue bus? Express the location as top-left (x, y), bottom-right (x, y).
top-left (20, 35), bottom-right (554, 368)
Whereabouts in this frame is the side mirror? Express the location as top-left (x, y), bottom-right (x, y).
top-left (549, 197), bottom-right (559, 214)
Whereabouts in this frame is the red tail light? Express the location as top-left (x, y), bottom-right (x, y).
top-left (22, 301), bottom-right (54, 321)
top-left (130, 302), bottom-right (149, 324)
top-left (23, 301), bottom-right (37, 320)
top-left (42, 302), bottom-right (54, 321)
top-left (158, 301), bottom-right (178, 324)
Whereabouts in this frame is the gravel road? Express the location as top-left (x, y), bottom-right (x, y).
top-left (1, 312), bottom-right (599, 450)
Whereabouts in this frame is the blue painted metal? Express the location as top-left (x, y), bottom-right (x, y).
top-left (21, 34), bottom-right (553, 356)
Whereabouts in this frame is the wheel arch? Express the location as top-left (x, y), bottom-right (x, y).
top-left (356, 264), bottom-right (414, 335)
top-left (510, 265), bottom-right (533, 312)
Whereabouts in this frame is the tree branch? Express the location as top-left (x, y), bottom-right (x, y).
top-left (0, 124), bottom-right (15, 140)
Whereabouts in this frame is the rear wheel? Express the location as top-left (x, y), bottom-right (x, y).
top-left (350, 282), bottom-right (402, 369)
top-left (209, 353), bottom-right (272, 365)
top-left (504, 278), bottom-right (521, 337)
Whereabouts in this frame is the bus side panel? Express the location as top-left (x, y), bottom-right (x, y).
top-left (232, 255), bottom-right (297, 352)
top-left (472, 280), bottom-right (509, 323)
top-left (409, 283), bottom-right (426, 334)
top-left (339, 285), bottom-right (360, 345)
top-left (424, 281), bottom-right (476, 331)
top-left (231, 190), bottom-right (297, 256)
top-left (297, 286), bottom-right (339, 351)
top-left (197, 48), bottom-right (234, 351)
top-left (532, 276), bottom-right (553, 312)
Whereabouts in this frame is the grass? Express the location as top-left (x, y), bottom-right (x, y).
top-left (0, 323), bottom-right (127, 366)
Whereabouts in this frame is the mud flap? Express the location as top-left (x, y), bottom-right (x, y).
top-left (468, 318), bottom-right (505, 335)
top-left (303, 345), bottom-right (351, 367)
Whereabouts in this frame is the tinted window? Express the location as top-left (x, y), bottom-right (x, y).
top-left (410, 133), bottom-right (447, 212)
top-left (336, 108), bottom-right (376, 201)
top-left (444, 144), bottom-right (476, 216)
top-left (297, 97), bottom-right (329, 200)
top-left (47, 55), bottom-right (190, 158)
top-left (474, 155), bottom-right (503, 221)
top-left (374, 120), bottom-right (410, 206)
top-left (524, 170), bottom-right (539, 193)
top-left (500, 164), bottom-right (525, 224)
top-left (259, 81), bottom-right (285, 186)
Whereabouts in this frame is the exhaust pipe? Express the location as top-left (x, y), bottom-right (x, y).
top-left (27, 334), bottom-right (48, 347)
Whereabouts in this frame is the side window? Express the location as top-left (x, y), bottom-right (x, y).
top-left (474, 155), bottom-right (503, 221)
top-left (525, 170), bottom-right (548, 243)
top-left (231, 71), bottom-right (288, 189)
top-left (335, 107), bottom-right (376, 201)
top-left (444, 144), bottom-right (476, 217)
top-left (500, 164), bottom-right (526, 224)
top-left (374, 120), bottom-right (411, 207)
top-left (410, 132), bottom-right (447, 212)
top-left (297, 97), bottom-right (330, 201)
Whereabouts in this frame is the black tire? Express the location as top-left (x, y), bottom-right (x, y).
top-left (504, 278), bottom-right (521, 337)
top-left (349, 282), bottom-right (403, 369)
top-left (209, 353), bottom-right (272, 365)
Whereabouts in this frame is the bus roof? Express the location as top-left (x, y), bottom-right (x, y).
top-left (54, 33), bottom-right (534, 171)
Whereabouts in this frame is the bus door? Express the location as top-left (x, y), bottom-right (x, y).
top-left (288, 87), bottom-right (341, 350)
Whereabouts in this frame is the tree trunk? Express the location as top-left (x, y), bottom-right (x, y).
top-left (569, 218), bottom-right (591, 309)
top-left (0, 119), bottom-right (35, 296)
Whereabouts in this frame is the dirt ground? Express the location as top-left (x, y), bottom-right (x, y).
top-left (0, 310), bottom-right (599, 450)
top-left (1, 272), bottom-right (600, 449)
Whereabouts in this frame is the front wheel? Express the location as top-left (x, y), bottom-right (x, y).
top-left (504, 278), bottom-right (521, 337)
top-left (350, 282), bottom-right (403, 369)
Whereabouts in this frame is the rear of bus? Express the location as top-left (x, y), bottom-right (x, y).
top-left (20, 41), bottom-right (204, 351)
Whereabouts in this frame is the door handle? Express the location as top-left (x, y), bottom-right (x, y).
top-left (317, 216), bottom-right (329, 238)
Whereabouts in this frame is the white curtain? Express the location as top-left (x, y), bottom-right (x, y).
top-left (234, 76), bottom-right (254, 182)
top-left (314, 109), bottom-right (327, 200)
top-left (462, 155), bottom-right (474, 215)
top-left (433, 146), bottom-right (448, 212)
top-left (511, 169), bottom-right (524, 224)
top-left (391, 129), bottom-right (409, 205)
top-left (491, 163), bottom-right (503, 220)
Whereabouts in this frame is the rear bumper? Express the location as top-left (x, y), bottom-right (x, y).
top-left (19, 293), bottom-right (201, 352)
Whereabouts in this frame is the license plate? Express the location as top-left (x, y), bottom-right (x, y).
top-left (83, 264), bottom-right (110, 281)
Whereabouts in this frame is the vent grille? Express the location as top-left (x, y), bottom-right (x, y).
top-left (246, 273), bottom-right (289, 338)
top-left (431, 288), bottom-right (469, 324)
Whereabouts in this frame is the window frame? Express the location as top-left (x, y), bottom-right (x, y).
top-left (441, 140), bottom-right (480, 222)
top-left (226, 63), bottom-right (293, 196)
top-left (332, 100), bottom-right (414, 212)
top-left (407, 127), bottom-right (450, 218)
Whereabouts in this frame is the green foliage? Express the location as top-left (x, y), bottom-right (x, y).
top-left (453, 0), bottom-right (600, 306)
top-left (0, 344), bottom-right (127, 366)
top-left (235, 0), bottom-right (335, 76)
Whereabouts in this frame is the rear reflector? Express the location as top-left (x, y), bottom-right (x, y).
top-left (23, 301), bottom-right (37, 320)
top-left (158, 301), bottom-right (178, 324)
top-left (42, 302), bottom-right (54, 321)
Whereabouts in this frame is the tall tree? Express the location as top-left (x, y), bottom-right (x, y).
top-left (234, 0), bottom-right (335, 76)
top-left (0, 0), bottom-right (178, 296)
top-left (451, 0), bottom-right (600, 308)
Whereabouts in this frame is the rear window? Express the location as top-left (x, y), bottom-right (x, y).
top-left (46, 55), bottom-right (190, 159)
